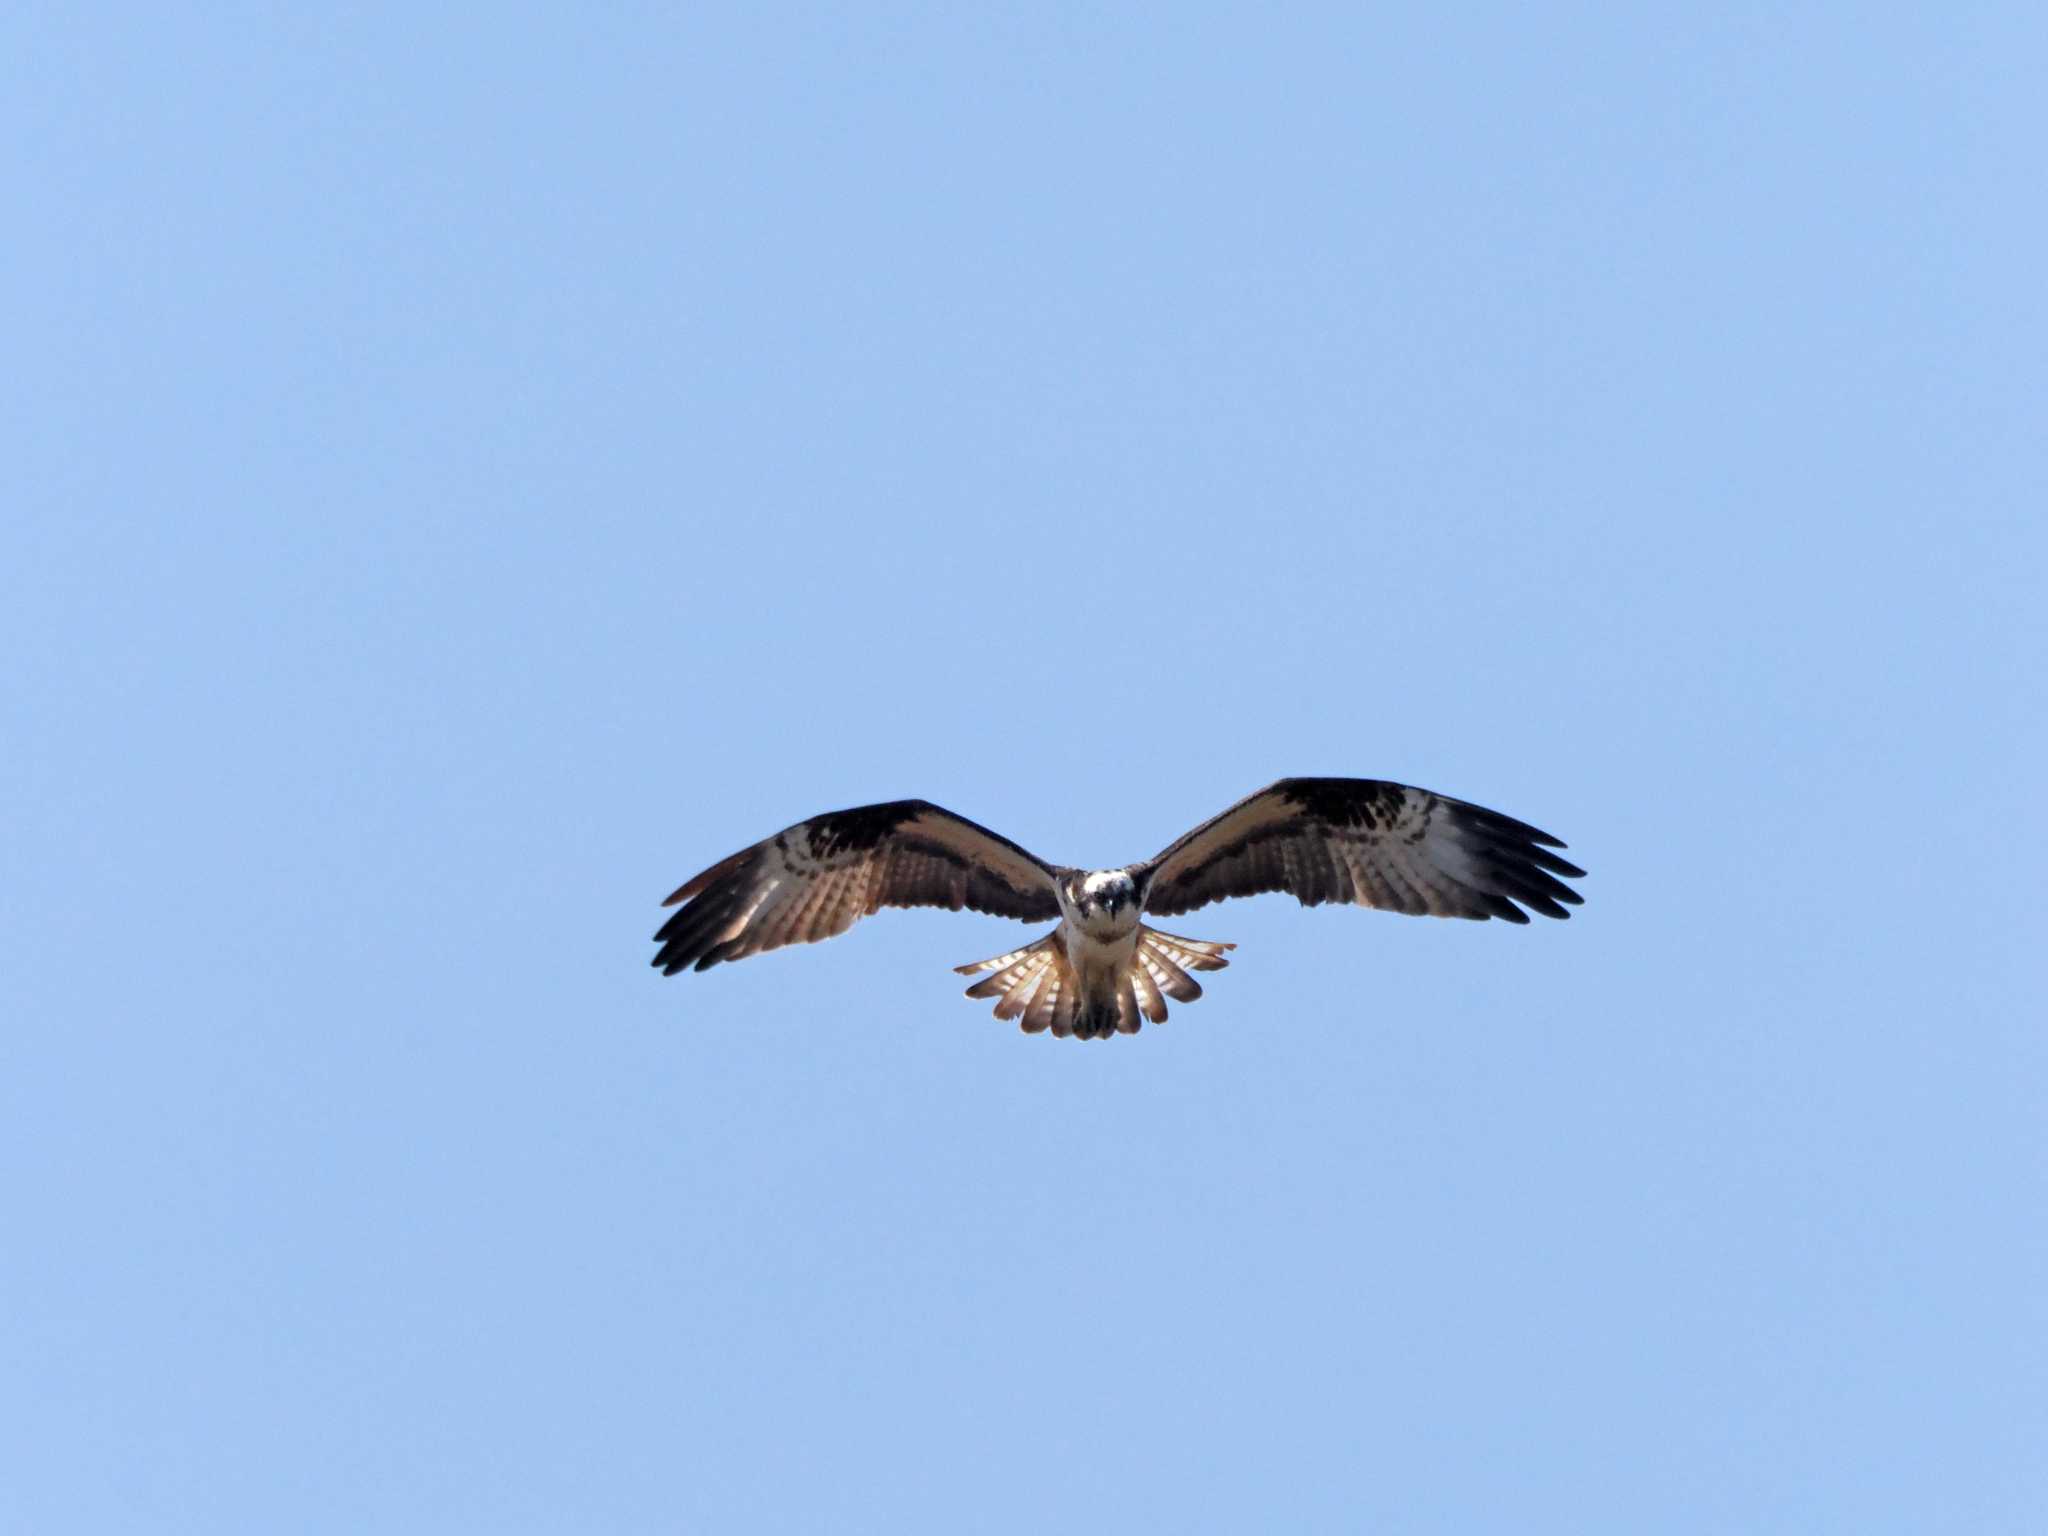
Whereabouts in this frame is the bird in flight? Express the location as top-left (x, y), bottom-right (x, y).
top-left (652, 777), bottom-right (1584, 1041)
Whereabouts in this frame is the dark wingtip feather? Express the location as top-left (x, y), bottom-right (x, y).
top-left (1445, 798), bottom-right (1588, 921)
top-left (1531, 847), bottom-right (1589, 884)
top-left (650, 882), bottom-right (746, 973)
top-left (663, 847), bottom-right (753, 907)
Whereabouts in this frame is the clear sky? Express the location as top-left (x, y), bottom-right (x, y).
top-left (5, 4), bottom-right (2044, 1532)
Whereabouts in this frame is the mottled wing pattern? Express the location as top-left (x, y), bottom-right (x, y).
top-left (1138, 777), bottom-right (1585, 924)
top-left (653, 800), bottom-right (1061, 975)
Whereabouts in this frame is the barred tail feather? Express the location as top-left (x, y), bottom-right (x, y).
top-left (1025, 960), bottom-right (1076, 1036)
top-left (957, 923), bottom-right (1234, 1040)
top-left (1129, 961), bottom-right (1169, 1025)
top-left (1114, 971), bottom-right (1143, 1035)
top-left (1138, 926), bottom-right (1234, 1006)
top-left (956, 932), bottom-right (1070, 1034)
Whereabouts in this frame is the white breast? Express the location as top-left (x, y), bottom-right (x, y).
top-left (1061, 919), bottom-right (1138, 977)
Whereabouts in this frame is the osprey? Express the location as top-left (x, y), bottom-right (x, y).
top-left (652, 777), bottom-right (1584, 1041)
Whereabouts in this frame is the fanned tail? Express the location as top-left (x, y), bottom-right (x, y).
top-left (955, 931), bottom-right (1080, 1037)
top-left (955, 924), bottom-right (1235, 1041)
top-left (1136, 926), bottom-right (1235, 1010)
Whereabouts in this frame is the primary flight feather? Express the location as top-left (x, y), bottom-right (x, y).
top-left (652, 777), bottom-right (1585, 1040)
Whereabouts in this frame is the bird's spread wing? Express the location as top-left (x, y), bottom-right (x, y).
top-left (653, 800), bottom-right (1061, 974)
top-left (1137, 777), bottom-right (1584, 924)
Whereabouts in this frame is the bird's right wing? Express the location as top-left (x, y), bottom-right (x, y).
top-left (653, 800), bottom-right (1062, 974)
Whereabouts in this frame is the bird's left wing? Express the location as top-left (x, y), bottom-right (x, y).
top-left (1137, 777), bottom-right (1584, 924)
top-left (653, 800), bottom-right (1062, 974)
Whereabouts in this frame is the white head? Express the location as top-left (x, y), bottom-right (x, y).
top-left (1061, 867), bottom-right (1142, 936)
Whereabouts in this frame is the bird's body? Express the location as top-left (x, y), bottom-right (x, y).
top-left (653, 778), bottom-right (1585, 1040)
top-left (1050, 868), bottom-right (1148, 1038)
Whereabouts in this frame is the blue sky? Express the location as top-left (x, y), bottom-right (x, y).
top-left (5, 3), bottom-right (2044, 1531)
